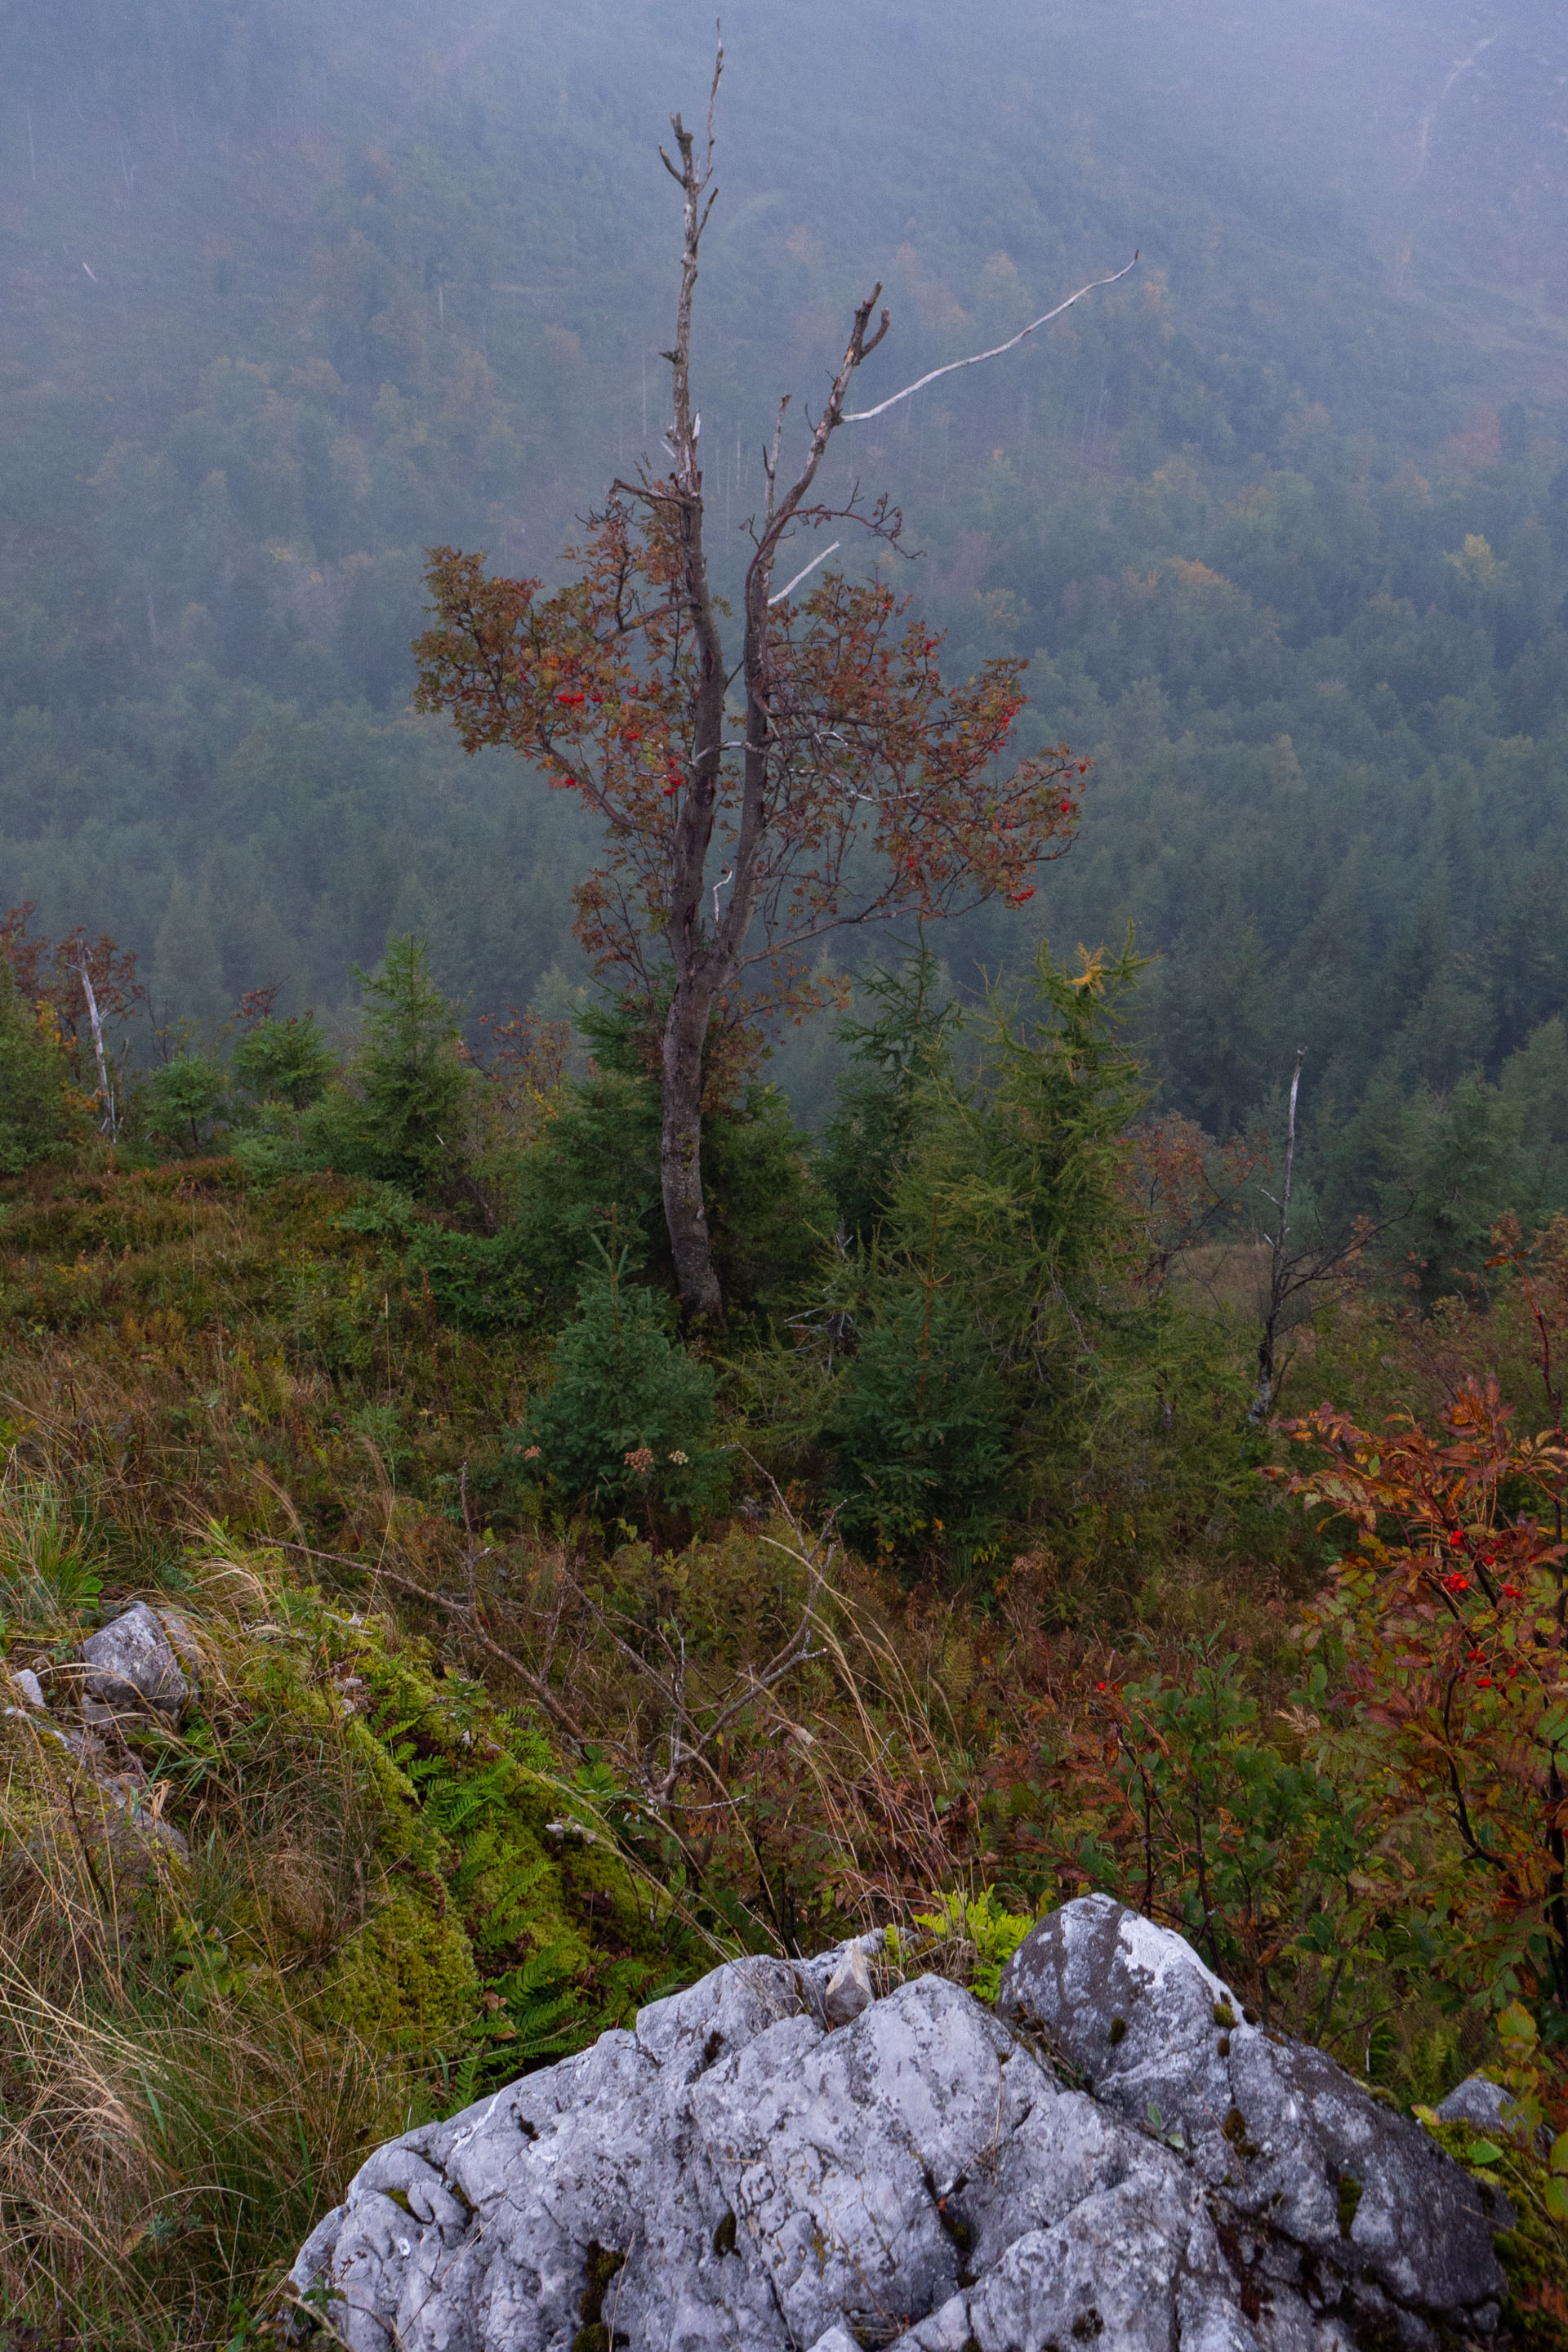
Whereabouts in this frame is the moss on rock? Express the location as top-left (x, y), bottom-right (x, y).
top-left (1420, 2114), bottom-right (1568, 2347)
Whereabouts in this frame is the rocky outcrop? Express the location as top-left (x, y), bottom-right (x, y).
top-left (996, 1892), bottom-right (1508, 2343)
top-left (289, 1897), bottom-right (1508, 2351)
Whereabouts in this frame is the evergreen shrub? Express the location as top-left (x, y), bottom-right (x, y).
top-left (823, 1286), bottom-right (1011, 1563)
top-left (508, 1051), bottom-right (826, 1321)
top-left (298, 938), bottom-right (475, 1194)
top-left (403, 1223), bottom-right (541, 1331)
top-left (231, 1012), bottom-right (336, 1110)
top-left (820, 946), bottom-right (957, 1245)
top-left (519, 1276), bottom-right (728, 1521)
top-left (140, 1053), bottom-right (230, 1156)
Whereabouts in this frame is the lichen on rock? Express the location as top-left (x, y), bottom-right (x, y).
top-left (288, 1897), bottom-right (1509, 2351)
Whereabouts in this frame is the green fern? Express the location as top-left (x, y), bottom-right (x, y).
top-left (408, 1750), bottom-right (516, 1835)
top-left (439, 1944), bottom-right (587, 2113)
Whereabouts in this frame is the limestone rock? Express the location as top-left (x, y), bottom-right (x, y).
top-left (7, 1666), bottom-right (46, 1709)
top-left (79, 1602), bottom-right (190, 1721)
top-left (1437, 2070), bottom-right (1549, 2157)
top-left (290, 1904), bottom-right (1507, 2352)
top-left (996, 1892), bottom-right (1506, 2344)
top-left (1437, 2074), bottom-right (1511, 2132)
top-left (78, 1775), bottom-right (191, 1872)
top-left (822, 1936), bottom-right (873, 2026)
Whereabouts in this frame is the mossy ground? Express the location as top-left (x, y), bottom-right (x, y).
top-left (0, 1159), bottom-right (692, 2345)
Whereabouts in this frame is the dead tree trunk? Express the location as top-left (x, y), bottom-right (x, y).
top-left (1250, 1049), bottom-right (1303, 1423)
top-left (75, 937), bottom-right (117, 1138)
top-left (651, 66), bottom-right (889, 1322)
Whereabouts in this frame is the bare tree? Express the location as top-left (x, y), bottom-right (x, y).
top-left (73, 937), bottom-right (117, 1138)
top-left (416, 47), bottom-right (1134, 1322)
top-left (1250, 1050), bottom-right (1307, 1422)
top-left (1248, 1052), bottom-right (1401, 1423)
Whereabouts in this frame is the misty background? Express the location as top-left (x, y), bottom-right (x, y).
top-left (4, 0), bottom-right (1568, 1144)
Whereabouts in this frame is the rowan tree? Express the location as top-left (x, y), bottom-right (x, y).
top-left (1278, 1375), bottom-right (1568, 2010)
top-left (414, 55), bottom-right (1130, 1321)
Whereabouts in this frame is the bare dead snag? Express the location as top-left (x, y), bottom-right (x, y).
top-left (1248, 1052), bottom-right (1405, 1424)
top-left (416, 50), bottom-right (1130, 1322)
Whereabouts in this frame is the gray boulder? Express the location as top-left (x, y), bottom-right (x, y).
top-left (290, 1902), bottom-right (1507, 2351)
top-left (1437, 2071), bottom-right (1550, 2157)
top-left (79, 1601), bottom-right (190, 1721)
top-left (996, 1892), bottom-right (1506, 2344)
top-left (1437, 2075), bottom-right (1512, 2133)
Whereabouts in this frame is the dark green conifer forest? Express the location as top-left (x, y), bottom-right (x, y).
top-left (14, 6), bottom-right (1568, 2343)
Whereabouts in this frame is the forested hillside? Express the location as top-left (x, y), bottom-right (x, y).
top-left (6, 0), bottom-right (1568, 1162)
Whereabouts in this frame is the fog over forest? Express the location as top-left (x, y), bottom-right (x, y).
top-left (6, 0), bottom-right (1568, 1169)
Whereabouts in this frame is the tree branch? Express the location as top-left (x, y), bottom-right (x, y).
top-left (842, 256), bottom-right (1139, 424)
top-left (768, 541), bottom-right (840, 606)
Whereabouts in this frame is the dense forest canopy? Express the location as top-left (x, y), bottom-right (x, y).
top-left (4, 0), bottom-right (1568, 1154)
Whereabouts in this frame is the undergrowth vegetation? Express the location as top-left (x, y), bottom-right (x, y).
top-left (11, 949), bottom-right (1568, 2344)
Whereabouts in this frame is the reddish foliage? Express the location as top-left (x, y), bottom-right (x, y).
top-left (1277, 1375), bottom-right (1568, 2004)
top-left (413, 502), bottom-right (1082, 1031)
top-left (1122, 1111), bottom-right (1267, 1293)
top-left (1, 902), bottom-right (146, 1056)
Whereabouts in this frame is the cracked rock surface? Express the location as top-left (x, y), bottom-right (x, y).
top-left (289, 1899), bottom-right (1507, 2350)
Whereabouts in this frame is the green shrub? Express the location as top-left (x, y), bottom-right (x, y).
top-left (502, 989), bottom-right (826, 1322)
top-left (328, 1185), bottom-right (541, 1332)
top-left (508, 1067), bottom-right (663, 1305)
top-left (519, 1276), bottom-right (727, 1520)
top-left (706, 1080), bottom-right (831, 1316)
top-left (140, 1052), bottom-right (230, 1156)
top-left (353, 938), bottom-right (474, 1191)
top-left (897, 1891), bottom-right (1038, 2004)
top-left (297, 938), bottom-right (475, 1193)
top-left (506, 1071), bottom-right (825, 1321)
top-left (889, 937), bottom-right (1147, 1369)
top-left (823, 1286), bottom-right (1012, 1562)
top-left (0, 963), bottom-right (78, 1174)
top-left (820, 946), bottom-right (958, 1245)
top-left (232, 1012), bottom-right (336, 1110)
top-left (403, 1222), bottom-right (542, 1330)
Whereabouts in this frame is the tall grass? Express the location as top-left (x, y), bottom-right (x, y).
top-left (0, 1557), bottom-right (407, 2350)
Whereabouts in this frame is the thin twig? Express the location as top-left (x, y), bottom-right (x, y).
top-left (262, 1538), bottom-right (591, 1749)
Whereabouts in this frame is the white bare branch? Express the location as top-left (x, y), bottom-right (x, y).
top-left (74, 936), bottom-right (116, 1137)
top-left (768, 540), bottom-right (840, 607)
top-left (842, 255), bottom-right (1139, 425)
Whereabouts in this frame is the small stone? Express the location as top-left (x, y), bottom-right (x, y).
top-left (822, 1938), bottom-right (872, 2027)
top-left (1437, 2070), bottom-right (1550, 2155)
top-left (1436, 2074), bottom-right (1511, 2132)
top-left (70, 1780), bottom-right (190, 1879)
top-left (79, 1602), bottom-right (190, 1720)
top-left (10, 1667), bottom-right (45, 1709)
